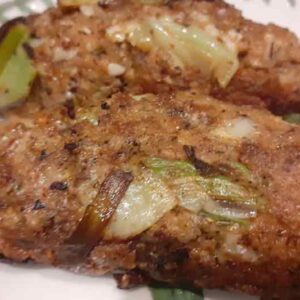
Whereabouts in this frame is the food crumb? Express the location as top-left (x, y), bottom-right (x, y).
top-left (108, 63), bottom-right (126, 77)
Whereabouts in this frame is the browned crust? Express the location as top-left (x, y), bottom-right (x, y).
top-left (0, 1), bottom-right (300, 298)
top-left (0, 91), bottom-right (299, 297)
top-left (22, 0), bottom-right (300, 114)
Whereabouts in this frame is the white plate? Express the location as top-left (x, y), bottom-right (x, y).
top-left (0, 1), bottom-right (299, 300)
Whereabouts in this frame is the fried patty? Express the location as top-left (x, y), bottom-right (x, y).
top-left (23, 0), bottom-right (300, 114)
top-left (0, 89), bottom-right (300, 298)
top-left (1, 1), bottom-right (300, 299)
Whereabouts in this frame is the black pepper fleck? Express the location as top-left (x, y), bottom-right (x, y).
top-left (172, 248), bottom-right (189, 264)
top-left (32, 199), bottom-right (46, 211)
top-left (101, 102), bottom-right (110, 110)
top-left (39, 149), bottom-right (48, 160)
top-left (64, 99), bottom-right (76, 119)
top-left (69, 86), bottom-right (78, 93)
top-left (49, 181), bottom-right (68, 191)
top-left (64, 142), bottom-right (78, 152)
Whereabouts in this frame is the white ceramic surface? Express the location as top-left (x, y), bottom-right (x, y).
top-left (0, 1), bottom-right (299, 299)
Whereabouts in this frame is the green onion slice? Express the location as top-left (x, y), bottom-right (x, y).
top-left (0, 23), bottom-right (36, 109)
top-left (145, 157), bottom-right (263, 223)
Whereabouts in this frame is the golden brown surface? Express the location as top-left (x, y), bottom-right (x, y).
top-left (0, 90), bottom-right (300, 297)
top-left (25, 0), bottom-right (300, 114)
top-left (1, 1), bottom-right (300, 298)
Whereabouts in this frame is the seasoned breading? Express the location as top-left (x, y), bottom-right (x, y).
top-left (25, 0), bottom-right (300, 113)
top-left (0, 90), bottom-right (300, 298)
top-left (1, 1), bottom-right (300, 299)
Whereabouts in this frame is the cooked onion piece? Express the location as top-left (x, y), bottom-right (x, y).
top-left (0, 24), bottom-right (36, 109)
top-left (104, 170), bottom-right (177, 240)
top-left (213, 117), bottom-right (257, 140)
top-left (115, 17), bottom-right (239, 87)
top-left (222, 232), bottom-right (258, 262)
top-left (60, 155), bottom-right (262, 251)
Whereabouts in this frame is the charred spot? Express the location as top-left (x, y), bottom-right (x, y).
top-left (132, 141), bottom-right (139, 147)
top-left (116, 151), bottom-right (124, 158)
top-left (156, 248), bottom-right (189, 271)
top-left (69, 86), bottom-right (78, 94)
top-left (173, 65), bottom-right (182, 75)
top-left (238, 50), bottom-right (248, 60)
top-left (49, 181), bottom-right (68, 191)
top-left (45, 87), bottom-right (53, 96)
top-left (172, 248), bottom-right (189, 264)
top-left (64, 142), bottom-right (78, 152)
top-left (30, 31), bottom-right (38, 39)
top-left (128, 139), bottom-right (140, 147)
top-left (183, 122), bottom-right (191, 129)
top-left (156, 255), bottom-right (167, 272)
top-left (118, 78), bottom-right (128, 93)
top-left (101, 102), bottom-right (110, 110)
top-left (0, 17), bottom-right (26, 43)
top-left (21, 257), bottom-right (33, 264)
top-left (92, 47), bottom-right (107, 57)
top-left (32, 199), bottom-right (46, 211)
top-left (39, 149), bottom-right (48, 160)
top-left (64, 99), bottom-right (76, 119)
top-left (183, 145), bottom-right (219, 176)
top-left (70, 128), bottom-right (78, 136)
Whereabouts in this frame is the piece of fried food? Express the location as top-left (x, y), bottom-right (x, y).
top-left (22, 0), bottom-right (300, 114)
top-left (0, 89), bottom-right (300, 298)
